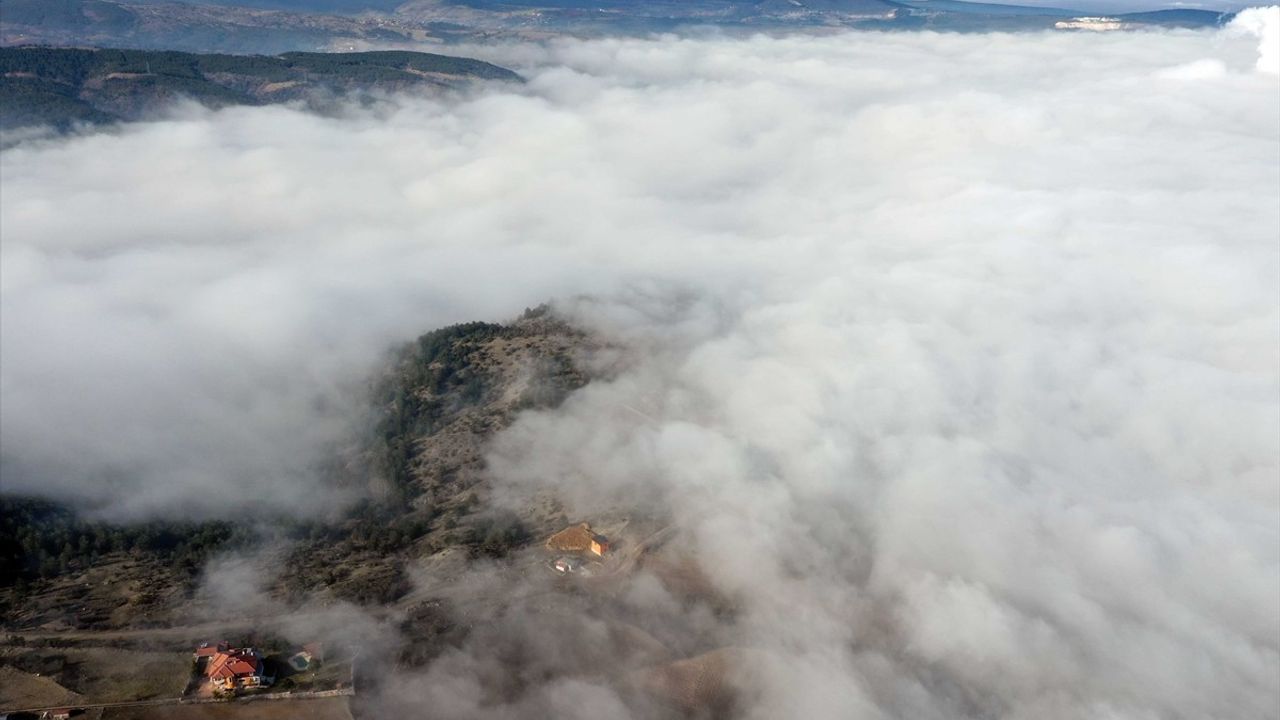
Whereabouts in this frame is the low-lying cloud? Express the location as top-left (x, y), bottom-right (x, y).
top-left (2, 15), bottom-right (1278, 717)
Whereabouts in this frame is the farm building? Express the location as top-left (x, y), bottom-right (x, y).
top-left (546, 522), bottom-right (610, 557)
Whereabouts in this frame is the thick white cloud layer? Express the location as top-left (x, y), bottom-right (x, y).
top-left (1, 17), bottom-right (1278, 717)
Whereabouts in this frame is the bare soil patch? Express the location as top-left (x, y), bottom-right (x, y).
top-left (101, 696), bottom-right (354, 720)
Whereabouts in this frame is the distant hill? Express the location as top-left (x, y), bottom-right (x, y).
top-left (0, 0), bottom-right (1241, 53)
top-left (394, 0), bottom-right (1237, 31)
top-left (0, 0), bottom-right (461, 54)
top-left (896, 0), bottom-right (1078, 16)
top-left (1, 0), bottom-right (139, 29)
top-left (894, 0), bottom-right (1235, 26)
top-left (0, 46), bottom-right (522, 131)
top-left (1114, 8), bottom-right (1233, 26)
top-left (119, 0), bottom-right (408, 10)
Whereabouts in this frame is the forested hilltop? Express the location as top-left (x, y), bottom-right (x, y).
top-left (0, 309), bottom-right (591, 628)
top-left (0, 46), bottom-right (522, 131)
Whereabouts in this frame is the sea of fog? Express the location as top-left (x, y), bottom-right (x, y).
top-left (2, 10), bottom-right (1278, 718)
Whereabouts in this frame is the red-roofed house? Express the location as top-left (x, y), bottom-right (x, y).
top-left (205, 647), bottom-right (273, 691)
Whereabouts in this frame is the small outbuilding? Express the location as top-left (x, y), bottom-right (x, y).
top-left (553, 557), bottom-right (580, 574)
top-left (194, 641), bottom-right (229, 659)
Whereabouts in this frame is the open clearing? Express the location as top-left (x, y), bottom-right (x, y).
top-left (0, 664), bottom-right (85, 709)
top-left (0, 645), bottom-right (189, 705)
top-left (100, 696), bottom-right (354, 720)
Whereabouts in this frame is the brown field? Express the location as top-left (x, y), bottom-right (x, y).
top-left (0, 664), bottom-right (85, 709)
top-left (0, 646), bottom-right (190, 704)
top-left (70, 647), bottom-right (190, 702)
top-left (101, 697), bottom-right (354, 720)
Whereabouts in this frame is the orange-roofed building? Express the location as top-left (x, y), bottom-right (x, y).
top-left (194, 641), bottom-right (228, 659)
top-left (546, 523), bottom-right (609, 557)
top-left (205, 647), bottom-right (272, 691)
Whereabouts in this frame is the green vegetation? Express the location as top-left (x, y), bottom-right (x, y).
top-left (464, 509), bottom-right (531, 559)
top-left (0, 47), bottom-right (197, 83)
top-left (0, 75), bottom-right (114, 129)
top-left (276, 501), bottom-right (431, 604)
top-left (0, 496), bottom-right (255, 588)
top-left (280, 50), bottom-right (522, 82)
top-left (0, 46), bottom-right (522, 132)
top-left (370, 307), bottom-right (582, 505)
top-left (2, 311), bottom-right (586, 622)
top-left (373, 321), bottom-right (508, 497)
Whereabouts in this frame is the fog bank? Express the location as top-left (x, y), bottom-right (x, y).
top-left (2, 16), bottom-right (1278, 717)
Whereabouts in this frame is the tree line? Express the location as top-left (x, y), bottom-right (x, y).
top-left (0, 495), bottom-right (254, 586)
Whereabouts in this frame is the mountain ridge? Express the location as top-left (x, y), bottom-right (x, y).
top-left (0, 0), bottom-right (1240, 57)
top-left (0, 45), bottom-right (522, 132)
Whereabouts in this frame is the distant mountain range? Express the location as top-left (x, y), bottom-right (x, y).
top-left (0, 0), bottom-right (1238, 56)
top-left (0, 46), bottom-right (521, 132)
top-left (0, 0), bottom-right (458, 54)
top-left (0, 0), bottom-right (1236, 133)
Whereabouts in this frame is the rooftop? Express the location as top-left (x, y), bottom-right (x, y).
top-left (545, 522), bottom-right (608, 556)
top-left (206, 648), bottom-right (264, 682)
